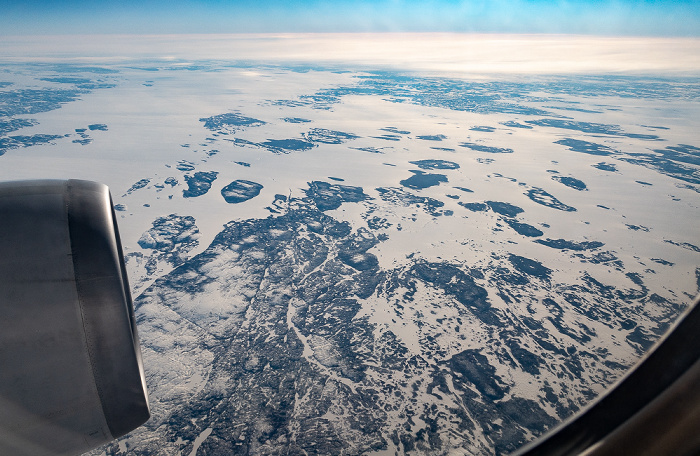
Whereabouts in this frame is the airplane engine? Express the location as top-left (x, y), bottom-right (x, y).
top-left (0, 180), bottom-right (149, 456)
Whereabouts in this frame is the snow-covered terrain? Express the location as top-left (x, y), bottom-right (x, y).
top-left (0, 36), bottom-right (698, 455)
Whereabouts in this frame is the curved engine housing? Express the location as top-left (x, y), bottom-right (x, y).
top-left (0, 179), bottom-right (149, 456)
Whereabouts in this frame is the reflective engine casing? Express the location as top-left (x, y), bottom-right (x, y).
top-left (0, 180), bottom-right (149, 455)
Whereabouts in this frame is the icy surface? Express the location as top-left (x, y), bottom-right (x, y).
top-left (0, 54), bottom-right (698, 456)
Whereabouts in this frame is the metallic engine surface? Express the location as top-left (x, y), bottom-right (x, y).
top-left (0, 179), bottom-right (149, 456)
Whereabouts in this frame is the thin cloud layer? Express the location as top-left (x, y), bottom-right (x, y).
top-left (1, 34), bottom-right (699, 76)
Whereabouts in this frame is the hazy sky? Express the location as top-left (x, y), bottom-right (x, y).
top-left (1, 0), bottom-right (699, 36)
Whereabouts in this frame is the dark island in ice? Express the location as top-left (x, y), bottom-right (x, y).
top-left (221, 180), bottom-right (264, 204)
top-left (459, 142), bottom-right (514, 154)
top-left (133, 214), bottom-right (200, 275)
top-left (526, 188), bottom-right (577, 212)
top-left (555, 138), bottom-right (616, 156)
top-left (551, 174), bottom-right (588, 191)
top-left (400, 170), bottom-right (449, 189)
top-left (200, 112), bottom-right (266, 134)
top-left (304, 128), bottom-right (359, 144)
top-left (409, 159), bottom-right (460, 170)
top-left (183, 171), bottom-right (218, 198)
top-left (305, 180), bottom-right (369, 211)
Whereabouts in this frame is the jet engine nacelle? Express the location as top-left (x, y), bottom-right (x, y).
top-left (0, 180), bottom-right (149, 455)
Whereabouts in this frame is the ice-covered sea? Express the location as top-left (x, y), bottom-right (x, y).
top-left (1, 34), bottom-right (698, 455)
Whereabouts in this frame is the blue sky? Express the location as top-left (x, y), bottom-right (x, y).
top-left (1, 0), bottom-right (699, 36)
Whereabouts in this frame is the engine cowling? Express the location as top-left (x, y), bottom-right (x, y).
top-left (0, 179), bottom-right (149, 456)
